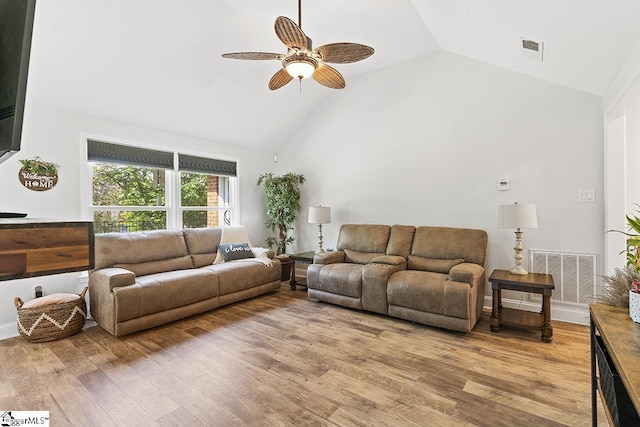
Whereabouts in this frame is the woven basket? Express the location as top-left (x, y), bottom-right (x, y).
top-left (14, 287), bottom-right (88, 343)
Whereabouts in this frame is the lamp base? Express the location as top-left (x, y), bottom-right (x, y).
top-left (510, 265), bottom-right (529, 275)
top-left (316, 223), bottom-right (325, 254)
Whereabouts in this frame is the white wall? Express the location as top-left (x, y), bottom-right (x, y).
top-left (278, 51), bottom-right (605, 323)
top-left (605, 75), bottom-right (640, 274)
top-left (0, 104), bottom-right (275, 339)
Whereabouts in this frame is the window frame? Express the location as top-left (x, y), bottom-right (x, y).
top-left (81, 136), bottom-right (239, 231)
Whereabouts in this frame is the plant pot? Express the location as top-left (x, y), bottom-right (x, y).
top-left (630, 290), bottom-right (640, 323)
top-left (279, 256), bottom-right (293, 282)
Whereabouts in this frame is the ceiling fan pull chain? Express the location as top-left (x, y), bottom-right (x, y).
top-left (299, 78), bottom-right (302, 94)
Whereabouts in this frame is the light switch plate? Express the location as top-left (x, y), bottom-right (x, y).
top-left (578, 189), bottom-right (595, 202)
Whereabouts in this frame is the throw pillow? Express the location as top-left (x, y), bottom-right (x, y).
top-left (251, 247), bottom-right (270, 259)
top-left (219, 242), bottom-right (255, 262)
top-left (214, 226), bottom-right (253, 263)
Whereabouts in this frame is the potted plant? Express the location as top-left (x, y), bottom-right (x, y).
top-left (630, 280), bottom-right (640, 323)
top-left (596, 207), bottom-right (640, 321)
top-left (594, 266), bottom-right (640, 308)
top-left (257, 172), bottom-right (305, 280)
top-left (619, 207), bottom-right (640, 271)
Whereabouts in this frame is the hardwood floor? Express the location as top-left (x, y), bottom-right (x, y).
top-left (0, 286), bottom-right (606, 426)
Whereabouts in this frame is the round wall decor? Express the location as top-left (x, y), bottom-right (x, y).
top-left (18, 157), bottom-right (59, 191)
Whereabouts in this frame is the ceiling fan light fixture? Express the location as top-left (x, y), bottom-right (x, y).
top-left (283, 55), bottom-right (317, 79)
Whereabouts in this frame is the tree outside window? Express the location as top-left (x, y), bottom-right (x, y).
top-left (88, 140), bottom-right (237, 233)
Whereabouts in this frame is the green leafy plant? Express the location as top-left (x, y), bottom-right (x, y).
top-left (596, 208), bottom-right (640, 307)
top-left (608, 206), bottom-right (640, 274)
top-left (19, 157), bottom-right (59, 175)
top-left (257, 172), bottom-right (305, 255)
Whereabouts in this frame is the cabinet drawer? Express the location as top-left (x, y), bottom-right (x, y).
top-left (594, 334), bottom-right (640, 427)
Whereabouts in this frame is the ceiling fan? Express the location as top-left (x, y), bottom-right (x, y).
top-left (222, 0), bottom-right (374, 90)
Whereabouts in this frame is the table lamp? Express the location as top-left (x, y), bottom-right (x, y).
top-left (308, 206), bottom-right (331, 253)
top-left (498, 202), bottom-right (538, 275)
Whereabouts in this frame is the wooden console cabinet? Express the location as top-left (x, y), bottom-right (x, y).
top-left (590, 304), bottom-right (640, 426)
top-left (0, 220), bottom-right (95, 281)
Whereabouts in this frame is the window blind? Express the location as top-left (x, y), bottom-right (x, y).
top-left (178, 154), bottom-right (237, 177)
top-left (87, 140), bottom-right (174, 169)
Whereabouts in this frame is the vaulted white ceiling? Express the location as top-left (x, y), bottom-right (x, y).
top-left (26, 0), bottom-right (640, 151)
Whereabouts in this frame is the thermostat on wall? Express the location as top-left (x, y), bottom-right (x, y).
top-left (498, 178), bottom-right (510, 191)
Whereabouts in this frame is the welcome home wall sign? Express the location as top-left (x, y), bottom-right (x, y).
top-left (18, 157), bottom-right (59, 191)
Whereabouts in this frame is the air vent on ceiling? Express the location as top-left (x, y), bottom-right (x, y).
top-left (520, 37), bottom-right (544, 62)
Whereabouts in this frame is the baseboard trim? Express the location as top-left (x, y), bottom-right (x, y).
top-left (484, 296), bottom-right (590, 325)
top-left (0, 322), bottom-right (19, 341)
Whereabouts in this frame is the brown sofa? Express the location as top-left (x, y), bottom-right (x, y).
top-left (307, 224), bottom-right (488, 332)
top-left (89, 227), bottom-right (281, 337)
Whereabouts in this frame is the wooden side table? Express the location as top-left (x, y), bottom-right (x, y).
top-left (489, 269), bottom-right (555, 342)
top-left (289, 251), bottom-right (315, 290)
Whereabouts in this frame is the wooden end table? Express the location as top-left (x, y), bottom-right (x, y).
top-left (289, 251), bottom-right (315, 290)
top-left (489, 269), bottom-right (555, 342)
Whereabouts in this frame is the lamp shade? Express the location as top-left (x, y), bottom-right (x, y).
top-left (285, 60), bottom-right (315, 79)
top-left (283, 55), bottom-right (318, 80)
top-left (309, 206), bottom-right (331, 224)
top-left (498, 203), bottom-right (538, 229)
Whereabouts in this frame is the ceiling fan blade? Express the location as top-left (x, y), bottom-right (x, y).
top-left (222, 52), bottom-right (284, 60)
top-left (315, 43), bottom-right (375, 64)
top-left (275, 16), bottom-right (308, 50)
top-left (269, 68), bottom-right (293, 91)
top-left (313, 63), bottom-right (345, 89)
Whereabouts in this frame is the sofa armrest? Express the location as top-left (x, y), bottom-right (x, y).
top-left (88, 267), bottom-right (136, 336)
top-left (90, 268), bottom-right (136, 292)
top-left (313, 250), bottom-right (345, 265)
top-left (449, 263), bottom-right (484, 286)
top-left (371, 255), bottom-right (407, 267)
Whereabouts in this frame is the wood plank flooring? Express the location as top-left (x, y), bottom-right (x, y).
top-left (0, 286), bottom-right (607, 426)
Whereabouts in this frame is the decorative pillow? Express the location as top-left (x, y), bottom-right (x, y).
top-left (219, 242), bottom-right (255, 262)
top-left (22, 293), bottom-right (80, 308)
top-left (214, 226), bottom-right (253, 263)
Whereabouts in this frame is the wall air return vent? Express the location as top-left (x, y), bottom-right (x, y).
top-left (520, 37), bottom-right (544, 62)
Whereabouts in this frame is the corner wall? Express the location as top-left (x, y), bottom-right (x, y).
top-left (278, 51), bottom-right (605, 324)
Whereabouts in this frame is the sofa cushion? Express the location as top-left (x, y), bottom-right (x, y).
top-left (387, 270), bottom-right (471, 319)
top-left (371, 255), bottom-right (407, 266)
top-left (386, 225), bottom-right (415, 257)
top-left (313, 264), bottom-right (364, 298)
top-left (184, 227), bottom-right (222, 268)
top-left (115, 255), bottom-right (194, 277)
top-left (219, 243), bottom-right (254, 262)
top-left (112, 268), bottom-right (219, 322)
top-left (344, 249), bottom-right (385, 264)
top-left (94, 229), bottom-right (189, 270)
top-left (337, 224), bottom-right (390, 253)
top-left (207, 260), bottom-right (280, 295)
top-left (408, 256), bottom-right (464, 273)
top-left (411, 226), bottom-right (488, 266)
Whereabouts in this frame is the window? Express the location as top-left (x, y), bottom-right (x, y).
top-left (87, 140), bottom-right (237, 233)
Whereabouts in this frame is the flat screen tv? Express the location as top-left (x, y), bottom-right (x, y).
top-left (0, 0), bottom-right (36, 165)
